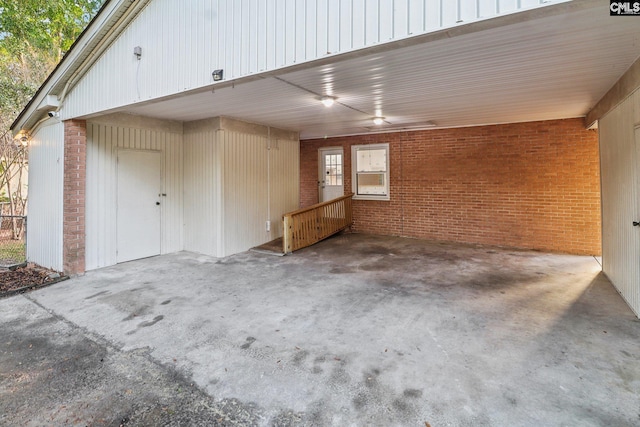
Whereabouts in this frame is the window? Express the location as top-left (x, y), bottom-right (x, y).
top-left (351, 143), bottom-right (390, 200)
top-left (325, 153), bottom-right (343, 186)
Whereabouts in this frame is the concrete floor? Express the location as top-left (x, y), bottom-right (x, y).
top-left (1, 233), bottom-right (639, 426)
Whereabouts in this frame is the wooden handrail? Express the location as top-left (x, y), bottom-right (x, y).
top-left (283, 193), bottom-right (354, 253)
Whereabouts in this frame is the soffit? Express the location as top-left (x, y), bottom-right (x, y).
top-left (115, 3), bottom-right (640, 139)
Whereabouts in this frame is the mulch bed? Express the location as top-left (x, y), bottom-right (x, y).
top-left (0, 264), bottom-right (68, 298)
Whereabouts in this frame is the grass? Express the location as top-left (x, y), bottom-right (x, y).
top-left (0, 240), bottom-right (26, 265)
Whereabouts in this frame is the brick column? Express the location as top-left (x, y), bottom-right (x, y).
top-left (63, 119), bottom-right (87, 275)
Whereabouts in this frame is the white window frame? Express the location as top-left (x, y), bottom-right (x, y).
top-left (351, 143), bottom-right (390, 201)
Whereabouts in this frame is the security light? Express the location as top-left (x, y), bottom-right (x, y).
top-left (212, 69), bottom-right (224, 81)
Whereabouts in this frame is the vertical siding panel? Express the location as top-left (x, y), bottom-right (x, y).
top-left (184, 127), bottom-right (218, 256)
top-left (340, 0), bottom-right (354, 51)
top-left (478, 0), bottom-right (496, 17)
top-left (498, 0), bottom-right (518, 14)
top-left (315, 0), bottom-right (328, 58)
top-left (408, 0), bottom-right (424, 34)
top-left (221, 131), bottom-right (269, 256)
top-left (306, 0), bottom-right (319, 61)
top-left (269, 138), bottom-right (300, 239)
top-left (295, 0), bottom-right (306, 63)
top-left (600, 88), bottom-right (640, 317)
top-left (26, 123), bottom-right (64, 271)
top-left (85, 119), bottom-right (183, 270)
top-left (393, 0), bottom-right (409, 38)
top-left (326, 0), bottom-right (340, 54)
top-left (215, 0), bottom-right (226, 76)
top-left (424, 0), bottom-right (441, 29)
top-left (27, 121), bottom-right (65, 271)
top-left (365, 0), bottom-right (380, 45)
top-left (265, 0), bottom-right (276, 69)
top-left (379, 0), bottom-right (394, 42)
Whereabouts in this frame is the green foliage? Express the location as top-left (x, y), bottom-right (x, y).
top-left (0, 0), bottom-right (104, 129)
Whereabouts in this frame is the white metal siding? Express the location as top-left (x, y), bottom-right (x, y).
top-left (269, 138), bottom-right (300, 239)
top-left (220, 130), bottom-right (270, 256)
top-left (599, 87), bottom-right (640, 317)
top-left (85, 120), bottom-right (183, 270)
top-left (63, 0), bottom-right (557, 120)
top-left (183, 120), bottom-right (300, 257)
top-left (26, 121), bottom-right (64, 271)
top-left (183, 127), bottom-right (220, 257)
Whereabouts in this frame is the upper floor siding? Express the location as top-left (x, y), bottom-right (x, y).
top-left (63, 0), bottom-right (562, 119)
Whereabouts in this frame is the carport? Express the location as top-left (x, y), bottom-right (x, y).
top-left (2, 234), bottom-right (638, 426)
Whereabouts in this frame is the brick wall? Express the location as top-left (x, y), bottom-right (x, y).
top-left (300, 118), bottom-right (601, 255)
top-left (63, 119), bottom-right (87, 274)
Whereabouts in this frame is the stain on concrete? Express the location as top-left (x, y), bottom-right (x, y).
top-left (329, 266), bottom-right (356, 274)
top-left (1, 301), bottom-right (283, 426)
top-left (352, 391), bottom-right (368, 410)
top-left (85, 290), bottom-right (109, 299)
top-left (241, 336), bottom-right (256, 349)
top-left (292, 349), bottom-right (309, 366)
top-left (329, 364), bottom-right (351, 385)
top-left (160, 299), bottom-right (171, 305)
top-left (139, 315), bottom-right (164, 328)
top-left (403, 388), bottom-right (423, 398)
top-left (6, 233), bottom-right (639, 426)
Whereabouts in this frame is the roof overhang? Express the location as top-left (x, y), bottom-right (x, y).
top-left (107, 0), bottom-right (640, 139)
top-left (13, 0), bottom-right (640, 140)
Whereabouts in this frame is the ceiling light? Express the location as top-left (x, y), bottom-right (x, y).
top-left (321, 96), bottom-right (336, 107)
top-left (373, 117), bottom-right (385, 125)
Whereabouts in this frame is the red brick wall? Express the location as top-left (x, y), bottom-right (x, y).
top-left (300, 118), bottom-right (601, 255)
top-left (63, 119), bottom-right (87, 275)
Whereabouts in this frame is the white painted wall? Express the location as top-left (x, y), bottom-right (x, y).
top-left (63, 0), bottom-right (556, 120)
top-left (85, 115), bottom-right (184, 270)
top-left (599, 87), bottom-right (640, 317)
top-left (183, 117), bottom-right (299, 257)
top-left (269, 138), bottom-right (300, 239)
top-left (183, 122), bottom-right (222, 257)
top-left (26, 120), bottom-right (64, 271)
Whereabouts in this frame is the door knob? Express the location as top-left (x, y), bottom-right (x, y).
top-left (634, 221), bottom-right (640, 227)
top-left (156, 202), bottom-right (160, 206)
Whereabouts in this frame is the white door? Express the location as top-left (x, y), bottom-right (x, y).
top-left (319, 148), bottom-right (344, 202)
top-left (117, 150), bottom-right (161, 263)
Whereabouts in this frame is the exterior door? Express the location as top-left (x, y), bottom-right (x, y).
top-left (117, 150), bottom-right (161, 263)
top-left (319, 148), bottom-right (344, 202)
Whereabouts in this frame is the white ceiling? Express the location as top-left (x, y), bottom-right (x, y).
top-left (116, 2), bottom-right (640, 139)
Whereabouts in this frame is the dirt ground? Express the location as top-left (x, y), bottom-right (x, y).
top-left (0, 264), bottom-right (61, 295)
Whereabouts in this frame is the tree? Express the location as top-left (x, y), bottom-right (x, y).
top-left (0, 0), bottom-right (104, 238)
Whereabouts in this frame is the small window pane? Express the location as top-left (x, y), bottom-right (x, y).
top-left (357, 149), bottom-right (387, 172)
top-left (357, 173), bottom-right (386, 195)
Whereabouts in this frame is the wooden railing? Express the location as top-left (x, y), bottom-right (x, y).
top-left (283, 193), bottom-right (354, 253)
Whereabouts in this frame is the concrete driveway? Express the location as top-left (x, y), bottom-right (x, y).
top-left (1, 233), bottom-right (639, 426)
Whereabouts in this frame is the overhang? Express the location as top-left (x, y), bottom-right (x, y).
top-left (14, 0), bottom-right (640, 140)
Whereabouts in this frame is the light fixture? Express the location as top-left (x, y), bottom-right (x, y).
top-left (16, 131), bottom-right (29, 146)
top-left (321, 96), bottom-right (336, 107)
top-left (212, 69), bottom-right (224, 81)
top-left (373, 117), bottom-right (385, 125)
